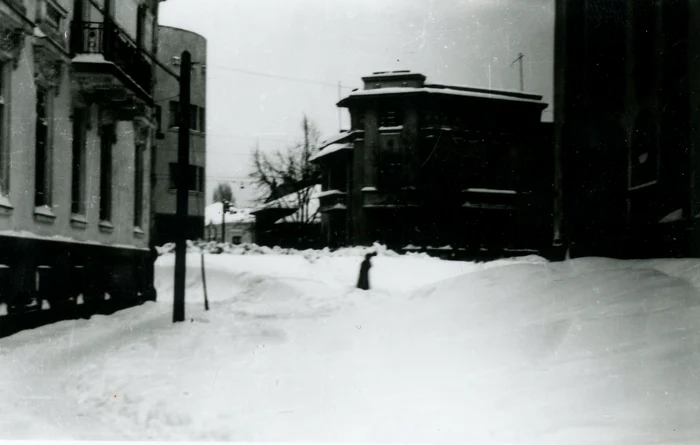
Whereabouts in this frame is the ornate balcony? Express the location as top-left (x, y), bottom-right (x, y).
top-left (70, 20), bottom-right (153, 114)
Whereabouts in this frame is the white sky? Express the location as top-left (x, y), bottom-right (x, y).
top-left (159, 0), bottom-right (554, 207)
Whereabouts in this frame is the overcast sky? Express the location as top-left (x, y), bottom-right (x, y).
top-left (159, 0), bottom-right (554, 207)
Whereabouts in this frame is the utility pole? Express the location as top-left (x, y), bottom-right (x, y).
top-left (221, 200), bottom-right (229, 243)
top-left (511, 52), bottom-right (524, 92)
top-left (173, 50), bottom-right (191, 324)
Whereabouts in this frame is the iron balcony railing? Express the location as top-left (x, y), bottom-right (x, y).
top-left (71, 20), bottom-right (152, 96)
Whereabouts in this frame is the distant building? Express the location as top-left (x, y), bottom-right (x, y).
top-left (204, 202), bottom-right (255, 244)
top-left (311, 71), bottom-right (551, 251)
top-left (250, 185), bottom-right (322, 248)
top-left (553, 0), bottom-right (700, 258)
top-left (151, 25), bottom-right (207, 245)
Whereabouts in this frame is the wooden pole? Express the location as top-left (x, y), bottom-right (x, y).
top-left (173, 51), bottom-right (191, 323)
top-left (201, 250), bottom-right (209, 311)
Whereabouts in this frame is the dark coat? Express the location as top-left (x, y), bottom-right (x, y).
top-left (357, 254), bottom-right (376, 290)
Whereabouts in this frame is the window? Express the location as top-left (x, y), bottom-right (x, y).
top-left (189, 104), bottom-right (198, 130)
top-left (377, 136), bottom-right (402, 190)
top-left (136, 3), bottom-right (147, 48)
top-left (232, 235), bottom-right (242, 245)
top-left (134, 144), bottom-right (144, 227)
top-left (168, 100), bottom-right (179, 128)
top-left (0, 63), bottom-right (8, 197)
top-left (379, 107), bottom-right (402, 127)
top-left (99, 124), bottom-right (115, 222)
top-left (35, 87), bottom-right (52, 207)
top-left (44, 1), bottom-right (62, 32)
top-left (155, 105), bottom-right (162, 134)
top-left (71, 108), bottom-right (87, 215)
top-left (167, 102), bottom-right (205, 132)
top-left (169, 163), bottom-right (204, 192)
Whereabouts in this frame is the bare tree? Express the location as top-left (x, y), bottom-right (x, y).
top-left (212, 182), bottom-right (235, 205)
top-left (250, 115), bottom-right (321, 224)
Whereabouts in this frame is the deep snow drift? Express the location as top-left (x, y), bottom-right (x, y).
top-left (2, 246), bottom-right (700, 443)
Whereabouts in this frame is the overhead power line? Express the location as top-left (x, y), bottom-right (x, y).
top-left (206, 64), bottom-right (357, 90)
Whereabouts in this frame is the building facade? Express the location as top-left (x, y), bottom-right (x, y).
top-left (553, 0), bottom-right (700, 258)
top-left (0, 0), bottom-right (164, 329)
top-left (151, 25), bottom-right (206, 246)
top-left (250, 185), bottom-right (322, 249)
top-left (312, 71), bottom-right (551, 252)
top-left (204, 202), bottom-right (255, 245)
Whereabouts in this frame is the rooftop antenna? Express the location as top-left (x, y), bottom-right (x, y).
top-left (511, 52), bottom-right (524, 92)
top-left (337, 81), bottom-right (342, 131)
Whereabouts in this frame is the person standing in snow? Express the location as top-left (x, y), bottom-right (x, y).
top-left (357, 252), bottom-right (377, 290)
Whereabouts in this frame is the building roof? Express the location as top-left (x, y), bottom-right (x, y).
top-left (361, 71), bottom-right (427, 83)
top-left (338, 85), bottom-right (546, 107)
top-left (250, 185), bottom-right (322, 224)
top-left (310, 130), bottom-right (364, 163)
top-left (309, 142), bottom-right (353, 163)
top-left (205, 202), bottom-right (255, 225)
top-left (317, 130), bottom-right (363, 151)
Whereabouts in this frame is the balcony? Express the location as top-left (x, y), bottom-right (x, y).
top-left (318, 190), bottom-right (347, 212)
top-left (362, 186), bottom-right (420, 209)
top-left (461, 188), bottom-right (518, 211)
top-left (70, 20), bottom-right (153, 113)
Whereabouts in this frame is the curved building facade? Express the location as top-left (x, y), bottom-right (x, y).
top-left (152, 25), bottom-right (207, 245)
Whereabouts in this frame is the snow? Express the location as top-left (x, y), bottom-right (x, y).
top-left (425, 82), bottom-right (540, 98)
top-left (346, 86), bottom-right (546, 105)
top-left (321, 203), bottom-right (347, 211)
top-left (204, 202), bottom-right (255, 225)
top-left (71, 54), bottom-right (108, 64)
top-left (309, 142), bottom-right (353, 162)
top-left (252, 185), bottom-right (322, 224)
top-left (0, 230), bottom-right (146, 250)
top-left (660, 208), bottom-right (683, 223)
top-left (316, 189), bottom-right (346, 199)
top-left (3, 247), bottom-right (700, 442)
top-left (0, 194), bottom-right (13, 209)
top-left (316, 130), bottom-right (363, 151)
top-left (464, 187), bottom-right (518, 194)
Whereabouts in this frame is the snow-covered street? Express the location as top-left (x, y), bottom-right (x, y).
top-left (2, 247), bottom-right (700, 443)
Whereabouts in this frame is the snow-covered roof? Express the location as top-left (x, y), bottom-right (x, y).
top-left (205, 202), bottom-right (255, 225)
top-left (659, 208), bottom-right (683, 224)
top-left (251, 185), bottom-right (322, 224)
top-left (317, 130), bottom-right (363, 150)
top-left (463, 188), bottom-right (518, 195)
top-left (316, 189), bottom-right (347, 199)
top-left (309, 142), bottom-right (354, 163)
top-left (320, 203), bottom-right (347, 211)
top-left (72, 54), bottom-right (108, 64)
top-left (340, 86), bottom-right (546, 106)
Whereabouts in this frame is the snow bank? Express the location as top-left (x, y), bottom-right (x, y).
top-left (3, 253), bottom-right (700, 443)
top-left (156, 240), bottom-right (429, 259)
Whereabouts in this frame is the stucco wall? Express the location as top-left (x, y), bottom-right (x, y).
top-left (153, 26), bottom-right (207, 220)
top-left (0, 0), bottom-right (155, 251)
